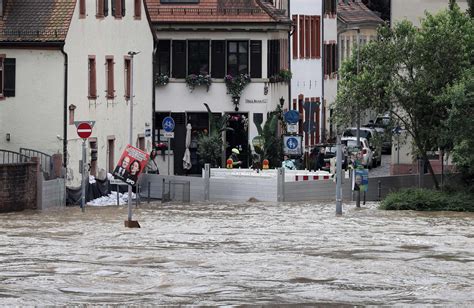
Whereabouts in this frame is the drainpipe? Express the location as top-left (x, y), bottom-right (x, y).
top-left (287, 0), bottom-right (291, 110)
top-left (152, 43), bottom-right (157, 147)
top-left (60, 45), bottom-right (68, 173)
top-left (321, 0), bottom-right (325, 142)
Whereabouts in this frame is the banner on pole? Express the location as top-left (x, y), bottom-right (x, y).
top-left (113, 145), bottom-right (150, 186)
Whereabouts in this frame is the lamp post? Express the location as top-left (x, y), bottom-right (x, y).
top-left (126, 51), bottom-right (140, 228)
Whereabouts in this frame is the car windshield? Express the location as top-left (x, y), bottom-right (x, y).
top-left (343, 129), bottom-right (372, 139)
top-left (342, 140), bottom-right (363, 152)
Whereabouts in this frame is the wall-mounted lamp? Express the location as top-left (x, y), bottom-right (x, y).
top-left (6, 133), bottom-right (10, 142)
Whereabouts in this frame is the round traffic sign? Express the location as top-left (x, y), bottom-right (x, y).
top-left (286, 137), bottom-right (298, 149)
top-left (77, 122), bottom-right (92, 139)
top-left (162, 116), bottom-right (175, 133)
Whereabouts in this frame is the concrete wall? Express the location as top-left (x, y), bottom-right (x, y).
top-left (64, 0), bottom-right (154, 186)
top-left (392, 0), bottom-right (469, 27)
top-left (0, 49), bottom-right (64, 155)
top-left (0, 162), bottom-right (38, 212)
top-left (41, 178), bottom-right (66, 210)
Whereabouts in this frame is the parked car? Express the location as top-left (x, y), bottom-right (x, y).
top-left (365, 114), bottom-right (392, 154)
top-left (342, 127), bottom-right (382, 167)
top-left (341, 136), bottom-right (373, 169)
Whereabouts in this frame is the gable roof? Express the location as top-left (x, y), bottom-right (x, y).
top-left (0, 0), bottom-right (76, 44)
top-left (338, 0), bottom-right (384, 26)
top-left (145, 0), bottom-right (289, 24)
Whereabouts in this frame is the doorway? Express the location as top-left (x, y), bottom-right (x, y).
top-left (225, 112), bottom-right (249, 168)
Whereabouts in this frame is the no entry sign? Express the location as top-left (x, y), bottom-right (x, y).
top-left (77, 122), bottom-right (93, 139)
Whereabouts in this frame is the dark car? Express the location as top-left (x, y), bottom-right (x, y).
top-left (311, 143), bottom-right (348, 172)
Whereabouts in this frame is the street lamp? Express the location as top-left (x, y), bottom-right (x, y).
top-left (125, 51), bottom-right (140, 228)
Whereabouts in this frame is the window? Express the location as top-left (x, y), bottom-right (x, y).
top-left (311, 16), bottom-right (321, 58)
top-left (124, 57), bottom-right (131, 100)
top-left (267, 40), bottom-right (280, 77)
top-left (250, 40), bottom-right (262, 78)
top-left (324, 43), bottom-right (337, 76)
top-left (88, 56), bottom-right (97, 99)
top-left (79, 0), bottom-right (86, 18)
top-left (0, 56), bottom-right (15, 97)
top-left (156, 40), bottom-right (170, 76)
top-left (211, 40), bottom-right (225, 78)
top-left (105, 56), bottom-right (115, 99)
top-left (96, 0), bottom-right (108, 17)
top-left (292, 15), bottom-right (298, 59)
top-left (112, 0), bottom-right (125, 18)
top-left (134, 0), bottom-right (141, 19)
top-left (227, 41), bottom-right (248, 76)
top-left (172, 40), bottom-right (186, 78)
top-left (324, 0), bottom-right (336, 15)
top-left (137, 136), bottom-right (145, 151)
top-left (187, 40), bottom-right (209, 75)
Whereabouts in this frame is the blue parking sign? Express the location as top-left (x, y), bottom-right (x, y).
top-left (162, 116), bottom-right (175, 133)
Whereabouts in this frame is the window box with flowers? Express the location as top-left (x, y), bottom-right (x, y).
top-left (269, 69), bottom-right (293, 84)
top-left (224, 74), bottom-right (251, 111)
top-left (185, 73), bottom-right (212, 92)
top-left (155, 73), bottom-right (169, 86)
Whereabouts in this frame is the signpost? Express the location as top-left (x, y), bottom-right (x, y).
top-left (74, 121), bottom-right (95, 212)
top-left (162, 116), bottom-right (175, 175)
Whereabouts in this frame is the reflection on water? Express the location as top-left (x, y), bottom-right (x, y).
top-left (0, 202), bottom-right (473, 305)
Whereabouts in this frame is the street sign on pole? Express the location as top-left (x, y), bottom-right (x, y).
top-left (162, 116), bottom-right (175, 132)
top-left (76, 122), bottom-right (93, 139)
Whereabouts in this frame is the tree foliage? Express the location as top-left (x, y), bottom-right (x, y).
top-left (335, 4), bottom-right (474, 189)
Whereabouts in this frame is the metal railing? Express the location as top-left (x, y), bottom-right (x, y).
top-left (0, 149), bottom-right (30, 164)
top-left (19, 148), bottom-right (53, 180)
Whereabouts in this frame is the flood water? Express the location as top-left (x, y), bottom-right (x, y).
top-left (0, 202), bottom-right (473, 305)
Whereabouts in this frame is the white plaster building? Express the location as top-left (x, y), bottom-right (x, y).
top-left (0, 0), bottom-right (154, 186)
top-left (146, 0), bottom-right (291, 174)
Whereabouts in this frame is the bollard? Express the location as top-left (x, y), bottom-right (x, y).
top-left (147, 182), bottom-right (151, 203)
top-left (363, 191), bottom-right (366, 205)
top-left (116, 183), bottom-right (120, 206)
top-left (378, 181), bottom-right (381, 201)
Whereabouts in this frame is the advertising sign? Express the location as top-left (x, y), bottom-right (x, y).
top-left (283, 135), bottom-right (302, 155)
top-left (113, 145), bottom-right (150, 186)
top-left (352, 168), bottom-right (369, 192)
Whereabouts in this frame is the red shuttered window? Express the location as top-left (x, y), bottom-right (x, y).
top-left (88, 56), bottom-right (97, 99)
top-left (106, 56), bottom-right (115, 99)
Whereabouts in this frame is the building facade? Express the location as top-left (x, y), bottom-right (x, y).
top-left (146, 0), bottom-right (291, 174)
top-left (392, 0), bottom-right (469, 26)
top-left (0, 0), bottom-right (154, 186)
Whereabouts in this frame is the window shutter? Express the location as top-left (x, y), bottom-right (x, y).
top-left (292, 15), bottom-right (298, 59)
top-left (134, 0), bottom-right (141, 18)
top-left (106, 57), bottom-right (114, 98)
top-left (111, 0), bottom-right (116, 17)
top-left (4, 58), bottom-right (15, 97)
top-left (121, 0), bottom-right (126, 16)
top-left (125, 58), bottom-right (131, 99)
top-left (172, 40), bottom-right (186, 78)
top-left (299, 15), bottom-right (304, 58)
top-left (305, 16), bottom-right (310, 58)
top-left (79, 0), bottom-right (86, 17)
top-left (250, 40), bottom-right (262, 78)
top-left (89, 57), bottom-right (97, 98)
top-left (104, 0), bottom-right (108, 16)
top-left (211, 40), bottom-right (225, 78)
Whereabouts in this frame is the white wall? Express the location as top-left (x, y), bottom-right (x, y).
top-left (392, 0), bottom-right (468, 26)
top-left (0, 49), bottom-right (64, 155)
top-left (65, 0), bottom-right (154, 185)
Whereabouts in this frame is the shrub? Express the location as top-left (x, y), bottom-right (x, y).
top-left (155, 73), bottom-right (169, 86)
top-left (380, 188), bottom-right (474, 212)
top-left (185, 73), bottom-right (212, 91)
top-left (224, 74), bottom-right (251, 98)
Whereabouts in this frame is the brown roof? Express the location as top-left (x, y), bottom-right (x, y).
top-left (338, 0), bottom-right (383, 25)
top-left (0, 0), bottom-right (76, 43)
top-left (145, 0), bottom-right (289, 24)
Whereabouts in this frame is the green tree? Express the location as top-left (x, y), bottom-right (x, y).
top-left (335, 5), bottom-right (474, 189)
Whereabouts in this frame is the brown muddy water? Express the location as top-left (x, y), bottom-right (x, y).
top-left (0, 202), bottom-right (473, 306)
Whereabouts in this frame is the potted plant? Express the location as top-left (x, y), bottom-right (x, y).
top-left (224, 74), bottom-right (251, 111)
top-left (278, 69), bottom-right (292, 83)
top-left (155, 73), bottom-right (169, 86)
top-left (185, 73), bottom-right (212, 92)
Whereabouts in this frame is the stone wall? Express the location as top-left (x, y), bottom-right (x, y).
top-left (0, 161), bottom-right (38, 212)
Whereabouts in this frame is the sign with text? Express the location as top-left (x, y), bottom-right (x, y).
top-left (113, 145), bottom-right (150, 186)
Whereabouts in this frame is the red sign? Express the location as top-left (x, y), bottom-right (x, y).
top-left (113, 145), bottom-right (150, 186)
top-left (77, 122), bottom-right (92, 139)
